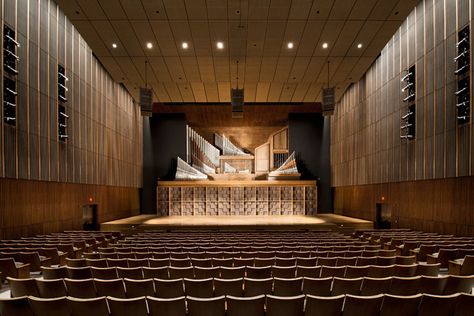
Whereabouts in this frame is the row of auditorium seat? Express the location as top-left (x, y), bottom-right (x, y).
top-left (4, 292), bottom-right (472, 316)
top-left (7, 275), bottom-right (474, 299)
top-left (40, 263), bottom-right (443, 280)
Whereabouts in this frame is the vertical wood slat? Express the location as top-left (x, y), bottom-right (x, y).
top-left (331, 0), bottom-right (473, 187)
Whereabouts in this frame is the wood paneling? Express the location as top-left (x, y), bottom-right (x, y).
top-left (0, 177), bottom-right (140, 239)
top-left (334, 176), bottom-right (474, 236)
top-left (1, 0), bottom-right (142, 188)
top-left (332, 0), bottom-right (474, 187)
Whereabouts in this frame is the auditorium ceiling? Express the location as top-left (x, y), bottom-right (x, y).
top-left (56, 0), bottom-right (417, 103)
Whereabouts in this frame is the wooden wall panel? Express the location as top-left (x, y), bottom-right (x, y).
top-left (332, 0), bottom-right (474, 187)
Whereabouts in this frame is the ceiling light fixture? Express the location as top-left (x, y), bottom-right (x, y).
top-left (357, 43), bottom-right (363, 49)
top-left (112, 43), bottom-right (117, 48)
top-left (146, 42), bottom-right (153, 49)
top-left (182, 42), bottom-right (189, 49)
top-left (287, 42), bottom-right (294, 49)
top-left (216, 41), bottom-right (224, 49)
top-left (322, 42), bottom-right (328, 49)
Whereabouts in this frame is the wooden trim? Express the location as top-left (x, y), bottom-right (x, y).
top-left (158, 180), bottom-right (317, 187)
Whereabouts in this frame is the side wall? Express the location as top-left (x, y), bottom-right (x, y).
top-left (0, 0), bottom-right (142, 238)
top-left (331, 0), bottom-right (474, 234)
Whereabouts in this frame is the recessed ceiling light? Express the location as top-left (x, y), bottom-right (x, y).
top-left (357, 43), bottom-right (363, 49)
top-left (112, 43), bottom-right (117, 48)
top-left (182, 42), bottom-right (189, 49)
top-left (216, 41), bottom-right (224, 49)
top-left (322, 42), bottom-right (328, 49)
top-left (146, 42), bottom-right (153, 49)
top-left (287, 42), bottom-right (294, 49)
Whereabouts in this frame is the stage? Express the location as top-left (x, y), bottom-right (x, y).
top-left (101, 214), bottom-right (373, 234)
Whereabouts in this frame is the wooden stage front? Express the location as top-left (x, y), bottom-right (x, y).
top-left (101, 214), bottom-right (373, 234)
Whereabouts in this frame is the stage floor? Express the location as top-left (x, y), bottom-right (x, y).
top-left (101, 214), bottom-right (373, 234)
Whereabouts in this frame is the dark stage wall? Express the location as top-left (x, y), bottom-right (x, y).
top-left (289, 113), bottom-right (332, 212)
top-left (141, 114), bottom-right (187, 213)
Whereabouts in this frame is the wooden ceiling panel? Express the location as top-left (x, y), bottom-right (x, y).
top-left (57, 0), bottom-right (417, 103)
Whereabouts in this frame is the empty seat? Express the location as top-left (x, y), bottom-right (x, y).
top-left (395, 256), bottom-right (417, 265)
top-left (451, 255), bottom-right (474, 276)
top-left (86, 259), bottom-right (108, 268)
top-left (272, 266), bottom-right (296, 278)
top-left (66, 258), bottom-right (87, 267)
top-left (336, 257), bottom-right (357, 266)
top-left (444, 275), bottom-right (474, 294)
top-left (389, 276), bottom-right (421, 296)
top-left (8, 277), bottom-right (39, 297)
top-left (305, 294), bottom-right (344, 316)
top-left (394, 264), bottom-right (417, 277)
top-left (28, 296), bottom-right (70, 316)
top-left (169, 258), bottom-right (191, 267)
top-left (67, 267), bottom-right (92, 280)
top-left (0, 296), bottom-right (33, 316)
top-left (127, 258), bottom-right (149, 268)
top-left (454, 293), bottom-right (474, 316)
top-left (360, 277), bottom-right (392, 296)
top-left (273, 277), bottom-right (303, 296)
top-left (0, 258), bottom-right (30, 281)
top-left (124, 278), bottom-right (155, 298)
top-left (342, 294), bottom-right (384, 316)
top-left (296, 265), bottom-right (321, 278)
top-left (221, 266), bottom-right (246, 279)
top-left (192, 258), bottom-right (212, 268)
top-left (302, 277), bottom-right (332, 296)
top-left (254, 258), bottom-right (275, 267)
top-left (184, 278), bottom-right (214, 298)
top-left (117, 267), bottom-right (143, 279)
top-left (149, 258), bottom-right (169, 267)
top-left (345, 265), bottom-right (369, 278)
top-left (64, 278), bottom-right (97, 298)
top-left (41, 266), bottom-right (68, 280)
top-left (186, 296), bottom-right (226, 316)
top-left (376, 257), bottom-right (397, 266)
top-left (212, 258), bottom-right (233, 267)
top-left (94, 278), bottom-right (126, 298)
top-left (244, 277), bottom-right (273, 296)
top-left (295, 257), bottom-right (317, 266)
top-left (275, 258), bottom-right (296, 267)
top-left (367, 265), bottom-right (395, 278)
top-left (317, 257), bottom-right (337, 266)
top-left (107, 296), bottom-right (148, 316)
top-left (320, 265), bottom-right (346, 278)
top-left (418, 293), bottom-right (460, 316)
top-left (416, 263), bottom-right (440, 276)
top-left (142, 267), bottom-right (169, 279)
top-left (427, 249), bottom-right (459, 268)
top-left (380, 294), bottom-right (422, 316)
top-left (194, 266), bottom-right (220, 279)
top-left (147, 296), bottom-right (187, 316)
top-left (357, 257), bottom-right (377, 266)
top-left (68, 296), bottom-right (110, 316)
top-left (91, 267), bottom-right (118, 280)
top-left (168, 266), bottom-right (194, 279)
top-left (266, 294), bottom-right (305, 316)
top-left (106, 258), bottom-right (128, 268)
top-left (226, 294), bottom-right (265, 316)
top-left (246, 266), bottom-right (272, 279)
top-left (419, 275), bottom-right (448, 295)
top-left (234, 258), bottom-right (254, 267)
top-left (332, 277), bottom-right (362, 296)
top-left (214, 277), bottom-right (243, 297)
top-left (36, 279), bottom-right (67, 298)
top-left (154, 278), bottom-right (185, 298)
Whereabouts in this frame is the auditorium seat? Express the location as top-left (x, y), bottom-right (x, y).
top-left (360, 277), bottom-right (392, 296)
top-left (214, 278), bottom-right (243, 297)
top-left (91, 267), bottom-right (118, 280)
top-left (419, 275), bottom-right (448, 295)
top-left (117, 252), bottom-right (135, 260)
top-left (149, 258), bottom-right (169, 267)
top-left (212, 258), bottom-right (233, 267)
top-left (380, 294), bottom-right (422, 316)
top-left (454, 293), bottom-right (474, 316)
top-left (296, 265), bottom-right (321, 278)
top-left (356, 257), bottom-right (377, 266)
top-left (41, 266), bottom-right (67, 280)
top-left (170, 258), bottom-right (191, 267)
top-left (127, 258), bottom-right (149, 268)
top-left (295, 257), bottom-right (317, 266)
top-left (416, 263), bottom-right (440, 276)
top-left (342, 294), bottom-right (384, 316)
top-left (246, 266), bottom-right (272, 279)
top-left (449, 255), bottom-right (474, 276)
top-left (39, 248), bottom-right (67, 266)
top-left (266, 294), bottom-right (305, 316)
top-left (154, 278), bottom-right (185, 298)
top-left (86, 259), bottom-right (108, 268)
top-left (123, 278), bottom-right (155, 298)
top-left (320, 265), bottom-right (346, 278)
top-left (106, 258), bottom-right (128, 268)
top-left (272, 265), bottom-right (296, 278)
top-left (184, 278), bottom-right (214, 298)
top-left (8, 277), bottom-right (39, 297)
top-left (221, 266), bottom-right (246, 279)
top-left (275, 257), bottom-right (296, 266)
top-left (273, 277), bottom-right (303, 296)
top-left (418, 293), bottom-right (460, 316)
top-left (194, 266), bottom-right (220, 278)
top-left (117, 267), bottom-right (143, 279)
top-left (186, 296), bottom-right (226, 316)
top-left (35, 279), bottom-right (67, 298)
top-left (395, 256), bottom-right (417, 265)
top-left (67, 296), bottom-right (110, 316)
top-left (234, 258), bottom-right (254, 267)
top-left (389, 276), bottom-right (421, 296)
top-left (67, 258), bottom-right (87, 267)
top-left (28, 296), bottom-right (70, 316)
top-left (142, 267), bottom-right (169, 279)
top-left (83, 253), bottom-right (101, 260)
top-left (376, 256), bottom-right (397, 266)
top-left (169, 266), bottom-right (194, 279)
top-left (302, 277), bottom-right (332, 296)
top-left (107, 296), bottom-right (148, 316)
top-left (67, 267), bottom-right (93, 279)
top-left (226, 295), bottom-right (265, 316)
top-left (332, 277), bottom-right (362, 296)
top-left (147, 296), bottom-right (187, 316)
top-left (443, 275), bottom-right (474, 294)
top-left (192, 258), bottom-right (212, 267)
top-left (317, 257), bottom-right (337, 267)
top-left (394, 264), bottom-right (417, 277)
top-left (0, 296), bottom-right (33, 316)
top-left (0, 258), bottom-right (30, 280)
top-left (304, 294), bottom-right (345, 316)
top-left (64, 278), bottom-right (97, 298)
top-left (345, 265), bottom-right (369, 278)
top-left (94, 279), bottom-right (126, 298)
top-left (244, 278), bottom-right (273, 296)
top-left (337, 257), bottom-right (357, 266)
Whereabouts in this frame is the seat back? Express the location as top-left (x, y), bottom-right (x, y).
top-left (124, 278), bottom-right (155, 298)
top-left (418, 294), bottom-right (460, 316)
top-left (304, 294), bottom-right (344, 316)
top-left (36, 279), bottom-right (67, 298)
top-left (273, 277), bottom-right (303, 296)
top-left (380, 294), bottom-right (422, 316)
top-left (68, 296), bottom-right (110, 316)
top-left (226, 295), bottom-right (265, 316)
top-left (214, 278), bottom-right (243, 297)
top-left (94, 278), bottom-right (126, 298)
top-left (107, 296), bottom-right (148, 316)
top-left (342, 294), bottom-right (384, 316)
top-left (28, 296), bottom-right (70, 316)
top-left (332, 277), bottom-right (362, 296)
top-left (154, 278), bottom-right (185, 298)
top-left (147, 296), bottom-right (187, 316)
top-left (8, 277), bottom-right (39, 297)
top-left (302, 277), bottom-right (332, 296)
top-left (64, 278), bottom-right (97, 298)
top-left (0, 296), bottom-right (33, 316)
top-left (360, 277), bottom-right (392, 296)
top-left (184, 278), bottom-right (214, 298)
top-left (243, 278), bottom-right (273, 297)
top-left (186, 296), bottom-right (226, 316)
top-left (266, 294), bottom-right (305, 316)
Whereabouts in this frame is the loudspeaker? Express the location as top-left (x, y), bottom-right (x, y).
top-left (231, 88), bottom-right (244, 118)
top-left (140, 87), bottom-right (153, 116)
